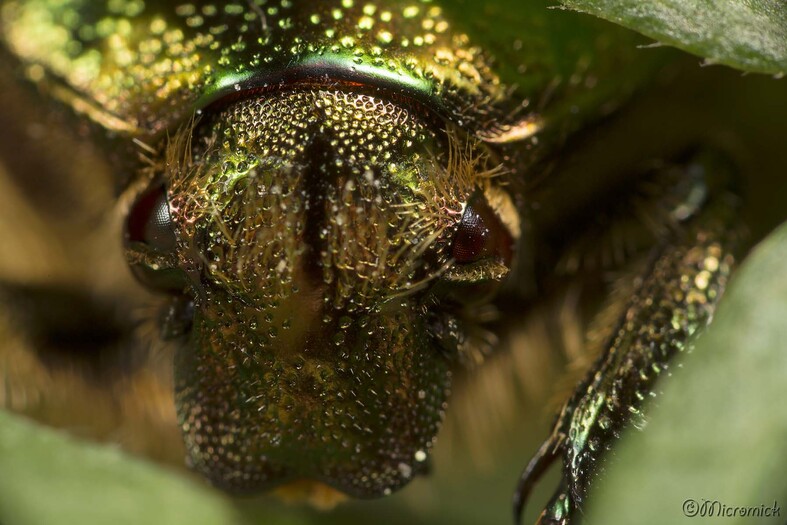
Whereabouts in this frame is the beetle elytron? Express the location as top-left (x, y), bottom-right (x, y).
top-left (1, 0), bottom-right (783, 523)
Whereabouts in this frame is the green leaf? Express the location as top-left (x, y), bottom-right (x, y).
top-left (559, 0), bottom-right (787, 75)
top-left (585, 221), bottom-right (787, 524)
top-left (0, 411), bottom-right (243, 525)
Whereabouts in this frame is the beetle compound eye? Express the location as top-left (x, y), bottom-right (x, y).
top-left (452, 193), bottom-right (514, 265)
top-left (124, 183), bottom-right (188, 295)
top-left (125, 184), bottom-right (177, 253)
top-left (452, 204), bottom-right (490, 263)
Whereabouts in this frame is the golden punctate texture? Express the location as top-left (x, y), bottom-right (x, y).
top-left (0, 0), bottom-right (524, 498)
top-left (165, 84), bottom-right (503, 495)
top-left (1, 0), bottom-right (511, 136)
top-left (0, 0), bottom-right (674, 507)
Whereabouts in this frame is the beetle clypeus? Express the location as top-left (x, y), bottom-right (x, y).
top-left (0, 0), bottom-right (785, 523)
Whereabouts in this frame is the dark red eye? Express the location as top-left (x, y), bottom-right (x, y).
top-left (451, 193), bottom-right (513, 265)
top-left (125, 183), bottom-right (188, 294)
top-left (125, 184), bottom-right (176, 252)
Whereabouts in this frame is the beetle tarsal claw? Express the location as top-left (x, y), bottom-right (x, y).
top-left (513, 431), bottom-right (563, 525)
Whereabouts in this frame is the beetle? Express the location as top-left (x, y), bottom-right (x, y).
top-left (1, 0), bottom-right (786, 523)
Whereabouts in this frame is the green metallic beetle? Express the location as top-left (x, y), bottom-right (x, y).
top-left (1, 0), bottom-right (785, 523)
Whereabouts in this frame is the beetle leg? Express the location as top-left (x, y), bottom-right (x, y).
top-left (515, 151), bottom-right (744, 524)
top-left (512, 422), bottom-right (564, 524)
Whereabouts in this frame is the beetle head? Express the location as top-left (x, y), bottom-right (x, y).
top-left (124, 86), bottom-right (518, 497)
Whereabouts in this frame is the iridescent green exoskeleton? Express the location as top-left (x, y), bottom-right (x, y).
top-left (1, 0), bottom-right (780, 523)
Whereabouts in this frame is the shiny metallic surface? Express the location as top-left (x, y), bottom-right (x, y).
top-left (169, 89), bottom-right (468, 495)
top-left (4, 0), bottom-right (561, 498)
top-left (2, 1), bottom-right (786, 524)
